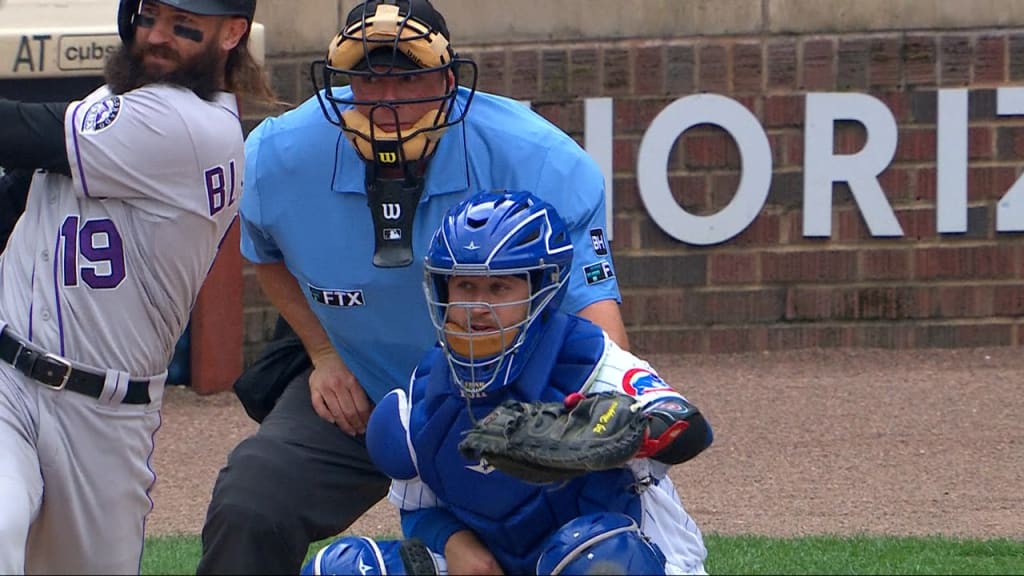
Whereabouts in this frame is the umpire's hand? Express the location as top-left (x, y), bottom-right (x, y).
top-left (309, 354), bottom-right (372, 436)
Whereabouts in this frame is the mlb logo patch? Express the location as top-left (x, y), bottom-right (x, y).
top-left (583, 261), bottom-right (615, 285)
top-left (383, 228), bottom-right (402, 241)
top-left (590, 228), bottom-right (608, 256)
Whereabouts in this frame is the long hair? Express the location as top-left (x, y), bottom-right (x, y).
top-left (225, 41), bottom-right (284, 109)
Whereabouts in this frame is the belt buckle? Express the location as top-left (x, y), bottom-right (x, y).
top-left (41, 353), bottom-right (73, 390)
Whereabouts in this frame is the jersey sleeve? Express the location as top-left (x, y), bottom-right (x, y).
top-left (536, 149), bottom-right (622, 315)
top-left (583, 337), bottom-right (687, 408)
top-left (238, 119), bottom-right (283, 263)
top-left (64, 85), bottom-right (225, 217)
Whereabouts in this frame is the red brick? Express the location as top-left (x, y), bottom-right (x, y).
top-left (895, 208), bottom-right (936, 240)
top-left (914, 246), bottom-right (1018, 280)
top-left (665, 44), bottom-right (696, 94)
top-left (611, 216), bottom-right (636, 251)
top-left (682, 130), bottom-right (736, 169)
top-left (879, 167), bottom-right (915, 205)
top-left (802, 39), bottom-right (836, 90)
top-left (784, 287), bottom-right (859, 321)
top-left (877, 92), bottom-right (911, 123)
top-left (994, 284), bottom-right (1024, 315)
top-left (709, 173), bottom-right (741, 211)
top-left (895, 128), bottom-right (937, 162)
top-left (837, 38), bottom-right (870, 90)
top-left (836, 209), bottom-right (870, 243)
top-left (667, 174), bottom-right (708, 214)
top-left (540, 49), bottom-right (568, 99)
top-left (603, 48), bottom-right (632, 95)
top-left (939, 35), bottom-right (972, 86)
top-left (766, 325), bottom-right (853, 350)
top-left (904, 36), bottom-right (937, 86)
top-left (785, 131), bottom-right (804, 166)
top-left (762, 250), bottom-right (859, 283)
top-left (476, 51), bottom-right (508, 95)
top-left (763, 94), bottom-right (804, 128)
top-left (731, 213), bottom-right (782, 247)
top-left (968, 166), bottom-right (1019, 201)
top-left (698, 44), bottom-right (729, 93)
top-left (631, 329), bottom-right (705, 355)
top-left (915, 168), bottom-right (936, 201)
top-left (834, 121), bottom-right (867, 155)
top-left (857, 286), bottom-right (926, 320)
top-left (613, 138), bottom-right (639, 173)
top-left (508, 50), bottom-right (539, 99)
top-left (869, 37), bottom-right (902, 90)
top-left (974, 36), bottom-right (1007, 84)
top-left (634, 45), bottom-right (666, 96)
top-left (931, 285), bottom-right (993, 318)
top-left (613, 175), bottom-right (641, 211)
top-left (968, 126), bottom-right (994, 160)
top-left (853, 324), bottom-right (917, 348)
top-left (639, 291), bottom-right (688, 324)
top-left (708, 326), bottom-right (768, 354)
top-left (569, 48), bottom-right (600, 97)
top-left (860, 249), bottom-right (913, 281)
top-left (1011, 34), bottom-right (1024, 81)
top-left (917, 323), bottom-right (1013, 348)
top-left (732, 42), bottom-right (764, 94)
top-left (709, 252), bottom-right (760, 284)
top-left (996, 126), bottom-right (1024, 161)
top-left (767, 39), bottom-right (798, 91)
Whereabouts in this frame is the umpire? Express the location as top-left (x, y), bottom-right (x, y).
top-left (197, 0), bottom-right (630, 573)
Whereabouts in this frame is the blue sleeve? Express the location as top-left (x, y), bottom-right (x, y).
top-left (400, 507), bottom-right (469, 555)
top-left (536, 147), bottom-right (622, 314)
top-left (239, 119), bottom-right (283, 263)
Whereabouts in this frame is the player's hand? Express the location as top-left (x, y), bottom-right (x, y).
top-left (308, 353), bottom-right (371, 436)
top-left (443, 530), bottom-right (504, 576)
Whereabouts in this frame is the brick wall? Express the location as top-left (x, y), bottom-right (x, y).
top-left (243, 28), bottom-right (1024, 364)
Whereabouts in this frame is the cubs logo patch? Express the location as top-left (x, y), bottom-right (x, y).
top-left (583, 260), bottom-right (615, 285)
top-left (622, 368), bottom-right (674, 396)
top-left (81, 95), bottom-right (122, 134)
top-left (590, 228), bottom-right (608, 256)
top-left (309, 285), bottom-right (365, 307)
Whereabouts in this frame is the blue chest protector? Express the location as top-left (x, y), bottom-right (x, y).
top-left (408, 313), bottom-right (643, 574)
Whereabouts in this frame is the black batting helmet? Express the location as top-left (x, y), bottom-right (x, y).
top-left (118, 0), bottom-right (257, 44)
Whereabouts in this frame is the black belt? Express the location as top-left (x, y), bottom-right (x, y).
top-left (0, 328), bottom-right (151, 405)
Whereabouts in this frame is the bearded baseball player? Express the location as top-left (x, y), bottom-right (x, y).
top-left (0, 1), bottom-right (272, 573)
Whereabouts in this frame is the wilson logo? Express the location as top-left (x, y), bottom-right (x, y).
top-left (382, 203), bottom-right (402, 220)
top-left (377, 151), bottom-right (398, 164)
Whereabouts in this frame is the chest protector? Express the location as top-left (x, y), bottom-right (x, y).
top-left (407, 313), bottom-right (643, 573)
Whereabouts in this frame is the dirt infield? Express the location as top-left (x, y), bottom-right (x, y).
top-left (146, 347), bottom-right (1024, 540)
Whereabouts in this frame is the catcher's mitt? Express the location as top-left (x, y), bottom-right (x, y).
top-left (458, 392), bottom-right (649, 484)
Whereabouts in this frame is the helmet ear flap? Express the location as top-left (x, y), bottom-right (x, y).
top-left (117, 0), bottom-right (141, 44)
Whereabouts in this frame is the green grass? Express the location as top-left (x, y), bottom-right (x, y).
top-left (142, 533), bottom-right (1024, 575)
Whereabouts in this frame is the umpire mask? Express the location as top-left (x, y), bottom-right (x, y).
top-left (312, 0), bottom-right (477, 169)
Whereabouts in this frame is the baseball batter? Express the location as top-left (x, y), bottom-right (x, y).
top-left (0, 0), bottom-right (271, 573)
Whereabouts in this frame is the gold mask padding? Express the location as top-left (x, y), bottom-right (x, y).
top-left (327, 4), bottom-right (450, 71)
top-left (444, 321), bottom-right (521, 358)
top-left (340, 107), bottom-right (450, 163)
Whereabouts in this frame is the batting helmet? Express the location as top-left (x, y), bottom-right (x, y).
top-left (424, 190), bottom-right (574, 397)
top-left (312, 0), bottom-right (477, 169)
top-left (118, 0), bottom-right (257, 45)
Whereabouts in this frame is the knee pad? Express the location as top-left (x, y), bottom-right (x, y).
top-left (536, 512), bottom-right (667, 575)
top-left (301, 536), bottom-right (445, 576)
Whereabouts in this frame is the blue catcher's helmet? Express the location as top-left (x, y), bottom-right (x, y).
top-left (536, 513), bottom-right (668, 575)
top-left (424, 190), bottom-right (573, 397)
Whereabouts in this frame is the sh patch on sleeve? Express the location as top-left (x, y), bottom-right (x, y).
top-left (81, 95), bottom-right (122, 134)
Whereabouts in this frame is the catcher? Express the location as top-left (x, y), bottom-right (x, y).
top-left (303, 190), bottom-right (713, 576)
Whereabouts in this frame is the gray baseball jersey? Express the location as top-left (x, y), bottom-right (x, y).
top-left (0, 83), bottom-right (243, 574)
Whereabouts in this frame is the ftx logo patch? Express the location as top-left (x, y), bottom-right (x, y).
top-left (309, 284), bottom-right (365, 307)
top-left (583, 261), bottom-right (615, 285)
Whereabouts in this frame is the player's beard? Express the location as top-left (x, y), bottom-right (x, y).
top-left (104, 41), bottom-right (224, 102)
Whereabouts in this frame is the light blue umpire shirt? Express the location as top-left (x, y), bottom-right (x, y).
top-left (240, 86), bottom-right (622, 403)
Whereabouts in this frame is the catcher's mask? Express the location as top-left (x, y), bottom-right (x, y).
top-left (311, 0), bottom-right (477, 172)
top-left (424, 191), bottom-right (573, 397)
top-left (118, 0), bottom-right (256, 45)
